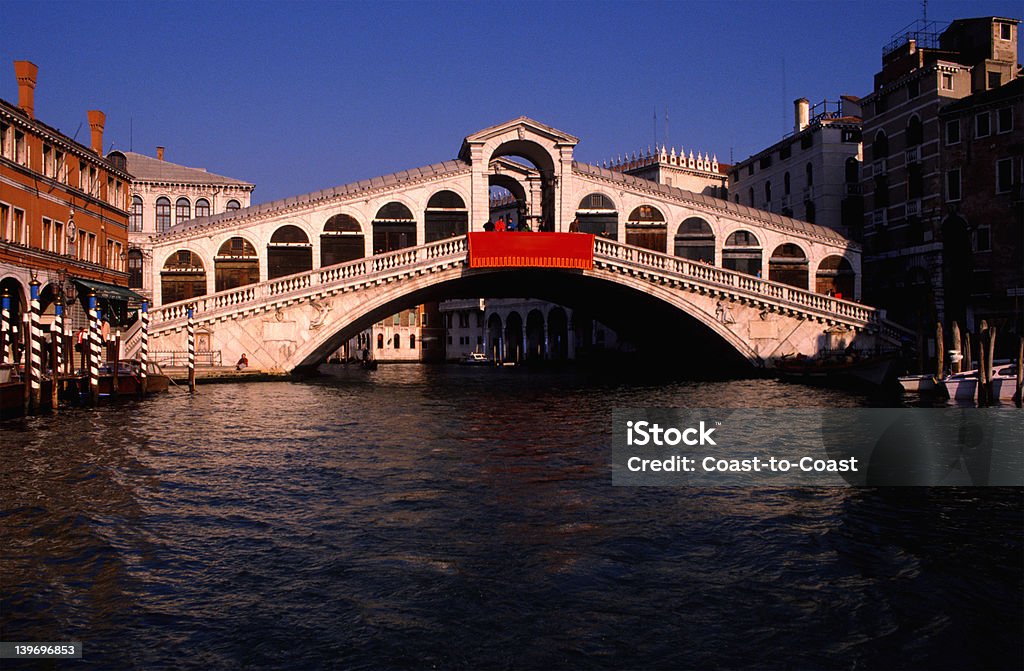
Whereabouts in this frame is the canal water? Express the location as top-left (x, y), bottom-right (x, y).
top-left (1, 366), bottom-right (1021, 670)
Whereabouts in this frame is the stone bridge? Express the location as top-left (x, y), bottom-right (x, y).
top-left (129, 117), bottom-right (907, 372)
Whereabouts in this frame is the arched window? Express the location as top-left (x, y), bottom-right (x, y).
top-left (625, 205), bottom-right (666, 252)
top-left (575, 193), bottom-right (618, 239)
top-left (393, 334), bottom-right (401, 349)
top-left (127, 249), bottom-right (144, 288)
top-left (130, 195), bottom-right (143, 232)
top-left (845, 157), bottom-right (860, 184)
top-left (226, 199), bottom-right (241, 211)
top-left (373, 202), bottom-right (416, 253)
top-left (195, 198), bottom-right (210, 218)
top-left (723, 230), bottom-right (762, 277)
top-left (425, 190), bottom-right (468, 242)
top-left (768, 243), bottom-right (809, 289)
top-left (377, 333), bottom-right (384, 349)
top-left (873, 131), bottom-right (889, 160)
top-left (160, 250), bottom-right (206, 304)
top-left (906, 115), bottom-right (923, 147)
top-left (175, 197), bottom-right (191, 223)
top-left (322, 214), bottom-right (364, 266)
top-left (268, 225), bottom-right (312, 279)
top-left (764, 181), bottom-right (772, 204)
top-left (214, 237), bottom-right (259, 292)
top-left (409, 334), bottom-right (416, 349)
top-left (805, 162), bottom-right (814, 187)
top-left (748, 187), bottom-right (754, 206)
top-left (674, 217), bottom-right (715, 263)
top-left (156, 197), bottom-right (171, 232)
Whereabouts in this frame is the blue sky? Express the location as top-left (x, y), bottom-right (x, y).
top-left (2, 0), bottom-right (1021, 204)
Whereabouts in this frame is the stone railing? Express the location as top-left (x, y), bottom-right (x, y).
top-left (151, 236), bottom-right (468, 331)
top-left (592, 238), bottom-right (886, 331)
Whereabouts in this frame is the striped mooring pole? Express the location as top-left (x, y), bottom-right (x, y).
top-left (139, 301), bottom-right (149, 396)
top-left (0, 288), bottom-right (9, 365)
top-left (28, 278), bottom-right (42, 412)
top-left (51, 296), bottom-right (63, 411)
top-left (187, 304), bottom-right (196, 393)
top-left (88, 292), bottom-right (100, 405)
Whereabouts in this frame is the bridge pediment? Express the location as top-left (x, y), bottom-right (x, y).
top-left (458, 117), bottom-right (579, 163)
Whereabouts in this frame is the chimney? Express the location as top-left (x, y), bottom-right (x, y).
top-left (157, 146), bottom-right (165, 161)
top-left (13, 60), bottom-right (38, 119)
top-left (794, 98), bottom-right (810, 133)
top-left (87, 110), bottom-right (106, 154)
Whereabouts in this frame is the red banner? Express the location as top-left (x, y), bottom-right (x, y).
top-left (467, 232), bottom-right (594, 270)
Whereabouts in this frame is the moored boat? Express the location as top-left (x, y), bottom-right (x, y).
top-left (898, 374), bottom-right (938, 393)
top-left (459, 352), bottom-right (492, 366)
top-left (774, 352), bottom-right (898, 387)
top-left (81, 359), bottom-right (171, 396)
top-left (941, 364), bottom-right (1020, 402)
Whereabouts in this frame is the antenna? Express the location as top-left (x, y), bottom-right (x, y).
top-left (664, 107), bottom-right (669, 147)
top-left (653, 107), bottom-right (658, 148)
top-left (781, 56), bottom-right (787, 137)
top-left (922, 0), bottom-right (927, 23)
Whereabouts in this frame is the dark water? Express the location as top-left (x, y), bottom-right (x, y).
top-left (1, 366), bottom-right (1021, 670)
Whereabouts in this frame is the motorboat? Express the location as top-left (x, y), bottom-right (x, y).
top-left (898, 374), bottom-right (938, 393)
top-left (84, 359), bottom-right (171, 396)
top-left (941, 364), bottom-right (1020, 402)
top-left (774, 352), bottom-right (898, 387)
top-left (459, 352), bottom-right (492, 366)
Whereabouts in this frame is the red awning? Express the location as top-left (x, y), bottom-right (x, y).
top-left (467, 232), bottom-right (594, 270)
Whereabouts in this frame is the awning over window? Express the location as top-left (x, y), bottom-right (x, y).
top-left (72, 278), bottom-right (145, 303)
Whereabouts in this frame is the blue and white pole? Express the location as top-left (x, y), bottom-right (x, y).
top-left (187, 304), bottom-right (196, 393)
top-left (53, 299), bottom-right (64, 375)
top-left (139, 300), bottom-right (149, 395)
top-left (88, 292), bottom-right (100, 404)
top-left (0, 289), bottom-right (9, 365)
top-left (28, 279), bottom-right (41, 411)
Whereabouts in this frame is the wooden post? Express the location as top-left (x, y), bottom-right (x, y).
top-left (951, 322), bottom-right (962, 375)
top-left (187, 304), bottom-right (196, 393)
top-left (963, 331), bottom-right (972, 372)
top-left (1016, 337), bottom-right (1023, 408)
top-left (88, 292), bottom-right (99, 406)
top-left (986, 326), bottom-right (997, 404)
top-left (935, 321), bottom-right (944, 378)
top-left (139, 301), bottom-right (149, 397)
top-left (0, 289), bottom-right (9, 365)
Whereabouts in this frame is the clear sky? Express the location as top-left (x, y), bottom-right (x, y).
top-left (2, 0), bottom-right (1021, 204)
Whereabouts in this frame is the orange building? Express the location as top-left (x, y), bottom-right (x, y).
top-left (1, 60), bottom-right (134, 340)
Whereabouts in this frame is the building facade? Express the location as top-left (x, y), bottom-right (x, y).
top-left (1, 60), bottom-right (133, 347)
top-left (729, 97), bottom-right (864, 239)
top-left (117, 148), bottom-right (254, 302)
top-left (859, 16), bottom-right (1021, 348)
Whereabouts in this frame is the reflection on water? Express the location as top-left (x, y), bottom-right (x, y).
top-left (1, 366), bottom-right (1021, 669)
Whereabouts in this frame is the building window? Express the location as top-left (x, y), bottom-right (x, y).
top-left (156, 197), bottom-right (171, 232)
top-left (55, 150), bottom-right (65, 182)
top-left (906, 115), bottom-right (923, 146)
top-left (748, 187), bottom-right (754, 206)
top-left (393, 334), bottom-right (400, 349)
top-left (14, 130), bottom-right (26, 165)
top-left (908, 80), bottom-right (919, 99)
top-left (946, 169), bottom-right (961, 202)
top-left (42, 218), bottom-right (52, 251)
top-left (195, 198), bottom-right (210, 218)
top-left (764, 181), bottom-right (772, 203)
top-left (872, 131), bottom-right (889, 160)
top-left (974, 224), bottom-right (991, 252)
top-left (130, 195), bottom-right (143, 232)
top-left (226, 199), bottom-right (241, 211)
top-left (746, 164), bottom-right (754, 176)
top-left (759, 155), bottom-right (772, 169)
top-left (941, 73), bottom-right (954, 91)
top-left (0, 203), bottom-right (10, 241)
top-left (783, 172), bottom-right (791, 196)
top-left (945, 119), bottom-right (961, 145)
top-left (12, 208), bottom-right (25, 244)
top-left (42, 144), bottom-right (52, 177)
top-left (0, 122), bottom-right (7, 158)
top-left (997, 107), bottom-right (1013, 134)
top-left (999, 22), bottom-right (1011, 39)
top-left (127, 249), bottom-right (143, 288)
top-left (780, 144), bottom-right (791, 160)
top-left (392, 314), bottom-right (401, 325)
top-left (377, 333), bottom-right (384, 349)
top-left (996, 158), bottom-right (1013, 194)
top-left (988, 71), bottom-right (1002, 89)
top-left (176, 197), bottom-right (191, 223)
top-left (975, 112), bottom-right (991, 138)
top-left (800, 133), bottom-right (813, 150)
top-left (805, 163), bottom-right (813, 187)
top-left (409, 334), bottom-right (416, 349)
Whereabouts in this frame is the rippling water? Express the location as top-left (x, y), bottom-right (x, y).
top-left (1, 366), bottom-right (1021, 669)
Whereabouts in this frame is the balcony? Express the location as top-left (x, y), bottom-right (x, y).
top-left (905, 199), bottom-right (920, 217)
top-left (872, 158), bottom-right (888, 175)
top-left (846, 183), bottom-right (862, 195)
top-left (905, 147), bottom-right (920, 164)
top-left (872, 209), bottom-right (888, 227)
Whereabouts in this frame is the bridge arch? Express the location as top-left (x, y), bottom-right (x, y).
top-left (485, 138), bottom-right (558, 231)
top-left (268, 224), bottom-right (313, 279)
top-left (674, 216), bottom-right (715, 263)
top-left (425, 189), bottom-right (469, 242)
top-left (160, 249), bottom-right (208, 304)
top-left (575, 192), bottom-right (618, 239)
top-left (321, 213), bottom-right (365, 266)
top-left (372, 200), bottom-right (417, 254)
top-left (625, 205), bottom-right (667, 252)
top-left (214, 236), bottom-right (260, 292)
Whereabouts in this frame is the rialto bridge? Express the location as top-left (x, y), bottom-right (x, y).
top-left (128, 118), bottom-right (905, 372)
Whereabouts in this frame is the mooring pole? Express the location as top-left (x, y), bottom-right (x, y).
top-left (986, 326), bottom-right (997, 405)
top-left (951, 321), bottom-right (962, 375)
top-left (28, 278), bottom-right (41, 412)
top-left (54, 296), bottom-right (63, 381)
top-left (88, 292), bottom-right (100, 405)
top-left (50, 320), bottom-right (59, 412)
top-left (187, 304), bottom-right (196, 393)
top-left (935, 321), bottom-right (944, 378)
top-left (0, 289), bottom-right (9, 365)
top-left (111, 330), bottom-right (120, 395)
top-left (1015, 337), bottom-right (1023, 408)
top-left (139, 300), bottom-right (149, 397)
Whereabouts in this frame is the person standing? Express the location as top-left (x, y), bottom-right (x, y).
top-left (496, 217), bottom-right (506, 232)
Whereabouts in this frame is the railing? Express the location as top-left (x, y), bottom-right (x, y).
top-left (149, 233), bottom-right (893, 341)
top-left (152, 350), bottom-right (222, 367)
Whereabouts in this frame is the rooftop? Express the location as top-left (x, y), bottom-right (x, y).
top-left (121, 151), bottom-right (254, 187)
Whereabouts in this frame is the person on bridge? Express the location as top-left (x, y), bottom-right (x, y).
top-left (236, 353), bottom-right (248, 371)
top-left (569, 217), bottom-right (580, 232)
top-left (496, 216), bottom-right (506, 232)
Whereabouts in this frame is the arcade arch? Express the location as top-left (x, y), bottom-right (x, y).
top-left (161, 250), bottom-right (207, 304)
top-left (425, 190), bottom-right (468, 242)
top-left (674, 217), bottom-right (715, 263)
top-left (487, 140), bottom-right (556, 230)
top-left (373, 202), bottom-right (416, 254)
top-left (268, 225), bottom-right (312, 280)
top-left (626, 205), bottom-right (667, 252)
top-left (722, 230), bottom-right (762, 277)
top-left (215, 237), bottom-right (259, 292)
top-left (321, 214), bottom-right (365, 266)
top-left (768, 243), bottom-right (809, 289)
top-left (575, 193), bottom-right (618, 239)
top-left (815, 255), bottom-right (855, 297)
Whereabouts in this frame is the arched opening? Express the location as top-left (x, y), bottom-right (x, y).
top-left (409, 334), bottom-right (416, 349)
top-left (505, 311), bottom-right (524, 362)
top-left (215, 237), bottom-right (259, 292)
top-left (226, 199), bottom-right (241, 211)
top-left (156, 197), bottom-right (171, 232)
top-left (674, 217), bottom-right (715, 263)
top-left (425, 190), bottom-right (468, 242)
top-left (906, 115), bottom-right (923, 147)
top-left (175, 197), bottom-right (191, 224)
top-left (548, 307), bottom-right (569, 360)
top-left (393, 334), bottom-right (400, 349)
top-left (845, 157), bottom-right (859, 184)
top-left (373, 202), bottom-right (416, 254)
top-left (161, 250), bottom-right (206, 304)
top-left (575, 193), bottom-right (618, 239)
top-left (768, 243), bottom-right (809, 289)
top-left (377, 333), bottom-right (384, 349)
top-left (815, 256), bottom-right (855, 298)
top-left (488, 174), bottom-right (527, 230)
top-left (525, 309), bottom-right (545, 360)
top-left (487, 313), bottom-right (503, 362)
top-left (1, 277), bottom-right (26, 364)
top-left (195, 198), bottom-right (211, 219)
top-left (487, 140), bottom-right (556, 231)
top-left (267, 225), bottom-right (312, 280)
top-left (321, 214), bottom-right (365, 266)
top-left (626, 205), bottom-right (667, 252)
top-left (127, 249), bottom-right (144, 289)
top-left (872, 130), bottom-right (889, 161)
top-left (722, 230), bottom-right (762, 277)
